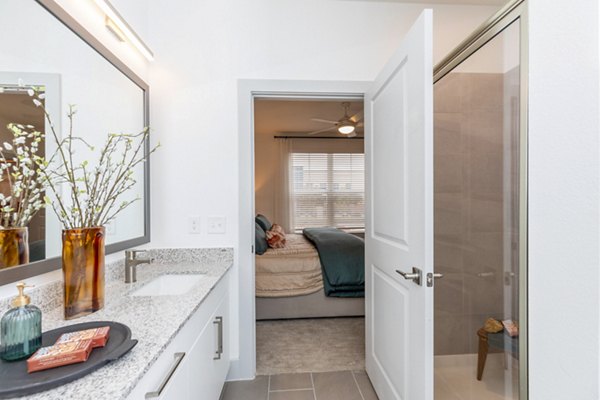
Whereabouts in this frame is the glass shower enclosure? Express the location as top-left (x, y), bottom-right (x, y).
top-left (432, 3), bottom-right (526, 399)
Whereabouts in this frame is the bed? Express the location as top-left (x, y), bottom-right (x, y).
top-left (255, 232), bottom-right (365, 320)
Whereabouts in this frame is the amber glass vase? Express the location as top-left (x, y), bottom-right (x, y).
top-left (62, 226), bottom-right (105, 320)
top-left (0, 227), bottom-right (29, 270)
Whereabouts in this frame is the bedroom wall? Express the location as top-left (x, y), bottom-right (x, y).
top-left (254, 134), bottom-right (280, 224)
top-left (145, 0), bottom-right (501, 380)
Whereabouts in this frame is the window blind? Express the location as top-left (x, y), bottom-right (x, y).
top-left (290, 153), bottom-right (365, 232)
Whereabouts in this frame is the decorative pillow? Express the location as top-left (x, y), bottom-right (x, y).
top-left (270, 223), bottom-right (285, 234)
top-left (255, 222), bottom-right (268, 255)
top-left (266, 224), bottom-right (286, 249)
top-left (255, 214), bottom-right (272, 232)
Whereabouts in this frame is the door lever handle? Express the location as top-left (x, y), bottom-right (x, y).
top-left (426, 272), bottom-right (444, 287)
top-left (396, 267), bottom-right (422, 286)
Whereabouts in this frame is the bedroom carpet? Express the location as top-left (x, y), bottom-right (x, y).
top-left (256, 317), bottom-right (365, 375)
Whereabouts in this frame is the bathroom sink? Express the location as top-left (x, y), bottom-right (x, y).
top-left (131, 274), bottom-right (205, 296)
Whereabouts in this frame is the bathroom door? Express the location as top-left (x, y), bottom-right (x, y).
top-left (365, 9), bottom-right (433, 400)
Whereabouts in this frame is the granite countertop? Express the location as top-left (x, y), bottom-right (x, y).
top-left (6, 248), bottom-right (233, 400)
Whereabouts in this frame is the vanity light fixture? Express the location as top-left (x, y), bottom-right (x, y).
top-left (93, 0), bottom-right (154, 61)
top-left (104, 16), bottom-right (126, 42)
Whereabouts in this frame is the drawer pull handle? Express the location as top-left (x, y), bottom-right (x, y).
top-left (213, 316), bottom-right (223, 360)
top-left (145, 352), bottom-right (186, 398)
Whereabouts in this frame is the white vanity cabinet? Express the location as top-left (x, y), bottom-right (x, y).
top-left (127, 272), bottom-right (230, 400)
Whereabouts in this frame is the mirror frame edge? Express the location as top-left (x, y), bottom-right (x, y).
top-left (0, 0), bottom-right (151, 285)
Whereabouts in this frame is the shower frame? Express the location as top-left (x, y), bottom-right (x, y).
top-left (433, 0), bottom-right (529, 399)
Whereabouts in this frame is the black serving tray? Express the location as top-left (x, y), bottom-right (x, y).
top-left (0, 321), bottom-right (137, 399)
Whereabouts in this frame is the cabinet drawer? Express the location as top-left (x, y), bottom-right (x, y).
top-left (127, 272), bottom-right (230, 400)
top-left (187, 293), bottom-right (229, 399)
top-left (147, 352), bottom-right (189, 400)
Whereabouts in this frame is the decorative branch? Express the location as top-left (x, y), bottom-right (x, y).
top-left (0, 122), bottom-right (47, 229)
top-left (29, 89), bottom-right (159, 229)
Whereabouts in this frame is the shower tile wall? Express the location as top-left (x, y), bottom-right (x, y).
top-left (434, 71), bottom-right (517, 356)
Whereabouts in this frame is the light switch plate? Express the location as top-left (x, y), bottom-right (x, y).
top-left (188, 216), bottom-right (201, 234)
top-left (207, 216), bottom-right (226, 234)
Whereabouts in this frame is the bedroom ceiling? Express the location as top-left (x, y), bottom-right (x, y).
top-left (254, 99), bottom-right (364, 139)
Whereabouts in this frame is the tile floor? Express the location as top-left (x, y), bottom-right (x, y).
top-left (435, 353), bottom-right (519, 400)
top-left (244, 317), bottom-right (518, 400)
top-left (221, 370), bottom-right (378, 400)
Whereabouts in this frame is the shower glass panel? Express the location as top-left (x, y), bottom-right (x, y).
top-left (434, 20), bottom-right (521, 400)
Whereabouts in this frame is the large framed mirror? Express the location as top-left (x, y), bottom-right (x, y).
top-left (0, 0), bottom-right (150, 284)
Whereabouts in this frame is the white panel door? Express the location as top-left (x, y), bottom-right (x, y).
top-left (365, 10), bottom-right (433, 400)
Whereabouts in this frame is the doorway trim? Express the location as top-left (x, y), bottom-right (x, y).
top-left (233, 79), bottom-right (371, 380)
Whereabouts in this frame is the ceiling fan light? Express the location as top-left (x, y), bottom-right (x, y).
top-left (338, 124), bottom-right (355, 135)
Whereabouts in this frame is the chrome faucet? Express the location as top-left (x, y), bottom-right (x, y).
top-left (125, 250), bottom-right (153, 283)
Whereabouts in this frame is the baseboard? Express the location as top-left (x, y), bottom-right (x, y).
top-left (226, 358), bottom-right (256, 381)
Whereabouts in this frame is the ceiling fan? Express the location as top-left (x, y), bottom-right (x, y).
top-left (307, 102), bottom-right (363, 138)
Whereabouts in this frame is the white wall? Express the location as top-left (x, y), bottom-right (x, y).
top-left (146, 0), bottom-right (498, 248)
top-left (110, 0), bottom-right (148, 41)
top-left (146, 0), bottom-right (499, 379)
top-left (528, 0), bottom-right (600, 399)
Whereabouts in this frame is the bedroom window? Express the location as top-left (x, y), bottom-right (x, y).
top-left (290, 153), bottom-right (364, 232)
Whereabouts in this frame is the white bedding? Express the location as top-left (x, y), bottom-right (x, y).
top-left (255, 234), bottom-right (323, 297)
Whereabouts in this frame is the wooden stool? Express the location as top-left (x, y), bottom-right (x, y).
top-left (477, 327), bottom-right (519, 381)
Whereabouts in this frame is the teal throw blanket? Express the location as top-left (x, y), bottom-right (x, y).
top-left (303, 227), bottom-right (365, 297)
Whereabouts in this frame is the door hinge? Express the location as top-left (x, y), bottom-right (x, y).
top-left (251, 245), bottom-right (255, 254)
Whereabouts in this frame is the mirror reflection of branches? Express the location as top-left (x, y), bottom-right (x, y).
top-left (0, 85), bottom-right (47, 264)
top-left (0, 0), bottom-right (150, 277)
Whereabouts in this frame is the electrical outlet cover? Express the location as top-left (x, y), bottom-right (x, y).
top-left (188, 216), bottom-right (201, 234)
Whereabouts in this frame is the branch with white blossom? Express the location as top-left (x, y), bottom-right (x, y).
top-left (0, 122), bottom-right (47, 229)
top-left (28, 89), bottom-right (159, 229)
